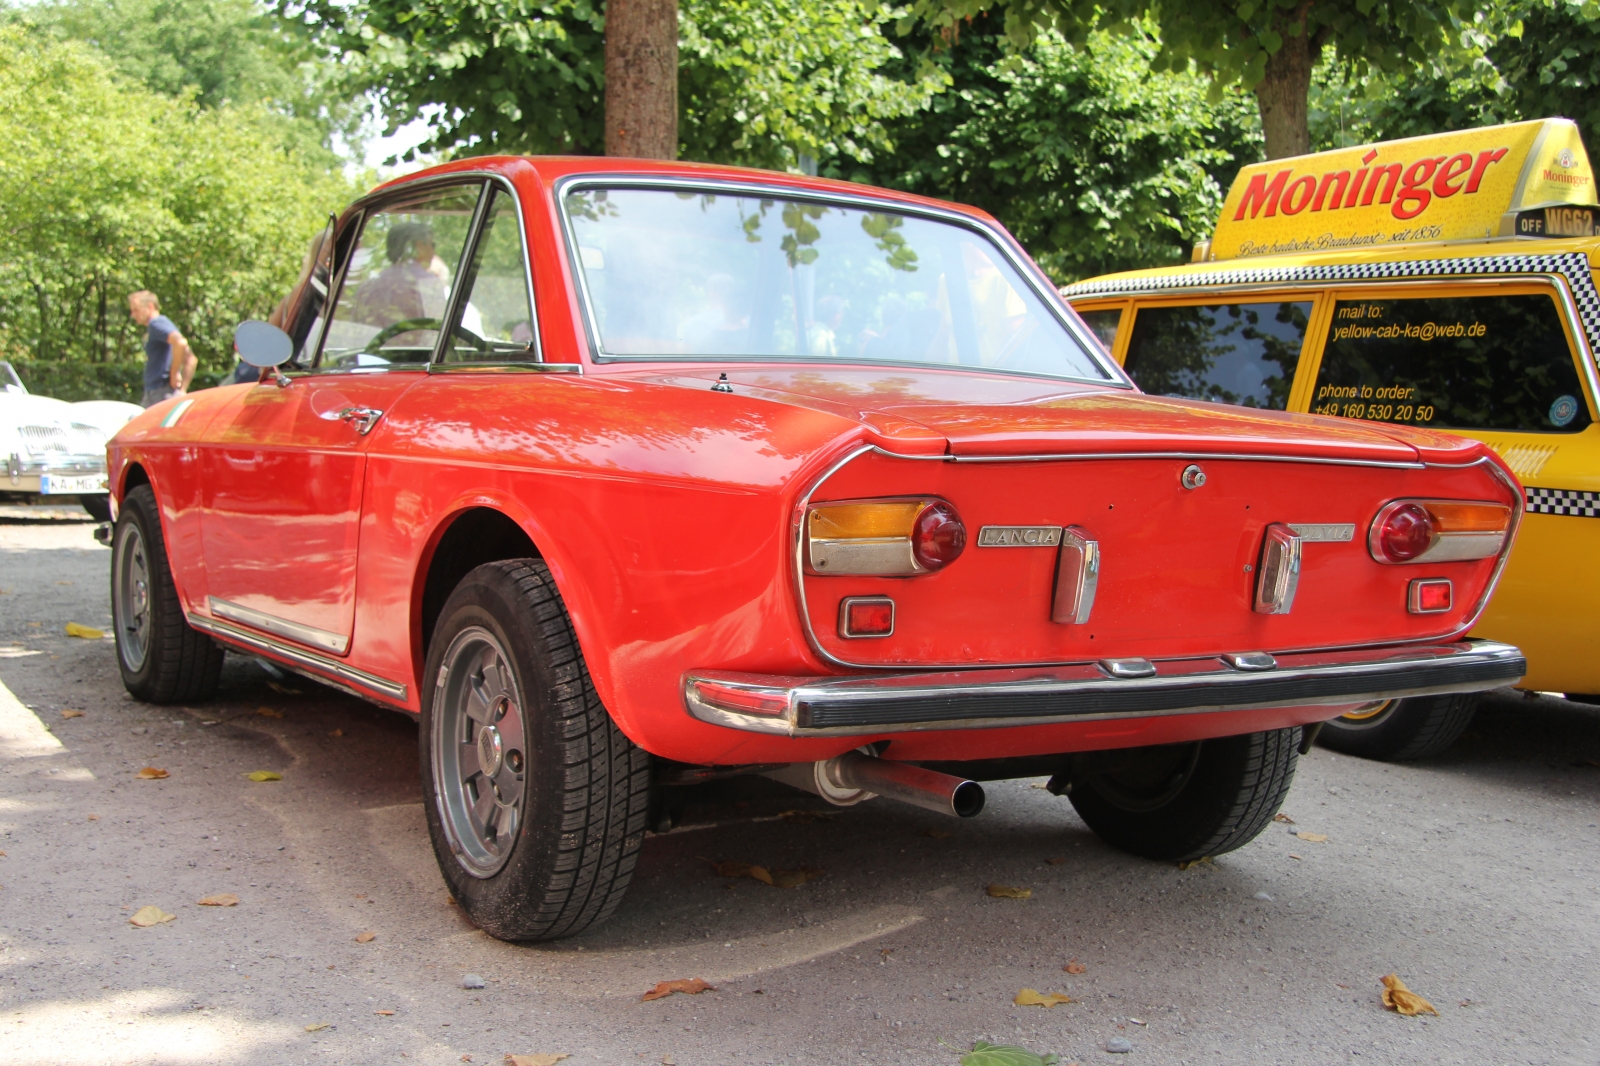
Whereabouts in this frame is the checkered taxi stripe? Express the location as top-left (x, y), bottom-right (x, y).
top-left (1526, 487), bottom-right (1600, 517)
top-left (1060, 251), bottom-right (1600, 359)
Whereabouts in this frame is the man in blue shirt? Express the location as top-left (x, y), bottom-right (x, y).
top-left (128, 290), bottom-right (196, 407)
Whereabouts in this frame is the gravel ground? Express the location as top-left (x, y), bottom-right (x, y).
top-left (1, 510), bottom-right (1597, 1066)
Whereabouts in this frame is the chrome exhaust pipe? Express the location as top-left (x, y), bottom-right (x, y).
top-left (767, 752), bottom-right (985, 818)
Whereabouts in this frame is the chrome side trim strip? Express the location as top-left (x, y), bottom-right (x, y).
top-left (870, 446), bottom-right (1426, 470)
top-left (683, 639), bottom-right (1525, 737)
top-left (190, 614), bottom-right (408, 701)
top-left (208, 597), bottom-right (351, 655)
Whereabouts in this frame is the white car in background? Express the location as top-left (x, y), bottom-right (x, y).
top-left (1, 361), bottom-right (142, 521)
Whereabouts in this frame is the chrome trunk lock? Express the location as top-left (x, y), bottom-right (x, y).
top-left (1180, 463), bottom-right (1206, 490)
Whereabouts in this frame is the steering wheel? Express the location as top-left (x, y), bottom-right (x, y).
top-left (363, 317), bottom-right (441, 352)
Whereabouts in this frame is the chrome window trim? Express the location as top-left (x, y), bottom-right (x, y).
top-left (551, 172), bottom-right (1128, 388)
top-left (431, 175), bottom-right (549, 369)
top-left (790, 448), bottom-right (1518, 671)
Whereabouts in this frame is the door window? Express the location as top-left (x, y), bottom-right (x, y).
top-left (318, 184), bottom-right (482, 369)
top-left (442, 189), bottom-right (538, 362)
top-left (1122, 301), bottom-right (1311, 410)
top-left (1074, 308), bottom-right (1122, 353)
top-left (1310, 292), bottom-right (1592, 433)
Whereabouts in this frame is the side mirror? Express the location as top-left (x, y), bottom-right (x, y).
top-left (234, 320), bottom-right (293, 367)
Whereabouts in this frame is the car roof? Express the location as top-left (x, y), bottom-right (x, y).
top-left (372, 155), bottom-right (1000, 227)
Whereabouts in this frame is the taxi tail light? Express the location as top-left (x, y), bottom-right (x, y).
top-left (807, 498), bottom-right (966, 575)
top-left (1369, 500), bottom-right (1512, 564)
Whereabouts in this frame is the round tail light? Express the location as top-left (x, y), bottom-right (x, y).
top-left (911, 502), bottom-right (966, 571)
top-left (1372, 502), bottom-right (1436, 562)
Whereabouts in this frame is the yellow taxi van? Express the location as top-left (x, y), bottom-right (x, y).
top-left (1065, 118), bottom-right (1600, 760)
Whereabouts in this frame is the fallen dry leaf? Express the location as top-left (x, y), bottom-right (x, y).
top-left (1273, 812), bottom-right (1296, 824)
top-left (375, 1010), bottom-right (395, 1016)
top-left (1014, 988), bottom-right (1074, 1008)
top-left (1295, 832), bottom-right (1329, 843)
top-left (65, 622), bottom-right (105, 639)
top-left (129, 905), bottom-right (175, 927)
top-left (136, 767), bottom-right (169, 780)
top-left (266, 681), bottom-right (303, 696)
top-left (505, 1056), bottom-right (569, 1066)
top-left (1380, 974), bottom-right (1439, 1016)
top-left (987, 884), bottom-right (1032, 899)
top-left (920, 829), bottom-right (953, 839)
top-left (255, 707), bottom-right (284, 719)
top-left (245, 770), bottom-right (283, 782)
top-left (197, 894), bottom-right (239, 907)
top-left (1029, 782), bottom-right (1050, 789)
top-left (778, 809), bottom-right (834, 823)
top-left (328, 728), bottom-right (344, 738)
top-left (710, 860), bottom-right (822, 888)
top-left (1177, 856), bottom-right (1213, 870)
top-left (1063, 959), bottom-right (1087, 975)
top-left (305, 1022), bottom-right (329, 1032)
top-left (641, 978), bottom-right (715, 1002)
top-left (1289, 853), bottom-right (1303, 861)
top-left (1044, 857), bottom-right (1067, 865)
top-left (61, 710), bottom-right (84, 719)
top-left (355, 931), bottom-right (376, 943)
top-left (87, 814), bottom-right (98, 821)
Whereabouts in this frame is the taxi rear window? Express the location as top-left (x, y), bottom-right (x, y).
top-left (1310, 293), bottom-right (1592, 434)
top-left (1123, 301), bottom-right (1310, 410)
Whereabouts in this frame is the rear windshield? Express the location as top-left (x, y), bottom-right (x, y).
top-left (1310, 293), bottom-right (1592, 433)
top-left (561, 187), bottom-right (1110, 381)
top-left (1122, 301), bottom-right (1311, 410)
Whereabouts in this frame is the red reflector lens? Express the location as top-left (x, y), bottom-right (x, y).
top-left (1375, 502), bottom-right (1436, 562)
top-left (1408, 578), bottom-right (1452, 614)
top-left (691, 681), bottom-right (789, 716)
top-left (911, 502), bottom-right (967, 571)
top-left (840, 597), bottom-right (894, 638)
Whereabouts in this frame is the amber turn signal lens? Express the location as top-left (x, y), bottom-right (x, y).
top-left (1369, 499), bottom-right (1512, 564)
top-left (839, 596), bottom-right (895, 638)
top-left (807, 498), bottom-right (966, 575)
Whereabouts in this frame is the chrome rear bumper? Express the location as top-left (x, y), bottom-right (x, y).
top-left (684, 639), bottom-right (1525, 737)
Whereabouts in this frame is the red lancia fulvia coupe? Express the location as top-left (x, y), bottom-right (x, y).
top-left (105, 158), bottom-right (1525, 940)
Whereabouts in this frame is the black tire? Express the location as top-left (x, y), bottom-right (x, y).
top-left (419, 559), bottom-right (650, 941)
top-left (1067, 729), bottom-right (1299, 862)
top-left (111, 484), bottom-right (224, 703)
top-left (79, 493), bottom-right (112, 522)
top-left (1316, 693), bottom-right (1478, 761)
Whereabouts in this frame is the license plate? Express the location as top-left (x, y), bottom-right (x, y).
top-left (40, 474), bottom-right (107, 495)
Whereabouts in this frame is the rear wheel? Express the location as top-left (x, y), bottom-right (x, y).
top-left (420, 559), bottom-right (650, 941)
top-left (1067, 729), bottom-right (1299, 862)
top-left (1316, 694), bottom-right (1478, 761)
top-left (111, 484), bottom-right (224, 702)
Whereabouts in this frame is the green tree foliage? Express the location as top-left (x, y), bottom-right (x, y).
top-left (283, 0), bottom-right (940, 167)
top-left (0, 27), bottom-right (351, 399)
top-left (904, 0), bottom-right (1482, 159)
top-left (6, 0), bottom-right (356, 151)
top-left (678, 0), bottom-right (944, 170)
top-left (855, 19), bottom-right (1262, 282)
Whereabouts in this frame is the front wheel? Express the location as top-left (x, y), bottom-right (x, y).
top-left (111, 484), bottom-right (224, 702)
top-left (1067, 729), bottom-right (1299, 862)
top-left (420, 559), bottom-right (650, 942)
top-left (1316, 694), bottom-right (1478, 761)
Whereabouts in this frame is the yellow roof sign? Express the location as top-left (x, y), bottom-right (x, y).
top-left (1208, 118), bottom-right (1597, 260)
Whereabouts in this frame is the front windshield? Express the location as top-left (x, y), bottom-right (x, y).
top-left (563, 187), bottom-right (1110, 380)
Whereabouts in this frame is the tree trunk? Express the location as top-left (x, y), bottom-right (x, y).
top-left (1253, 29), bottom-right (1316, 160)
top-left (604, 0), bottom-right (678, 159)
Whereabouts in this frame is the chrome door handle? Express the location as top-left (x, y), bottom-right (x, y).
top-left (338, 406), bottom-right (384, 435)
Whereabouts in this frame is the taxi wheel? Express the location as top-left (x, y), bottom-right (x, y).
top-left (111, 484), bottom-right (225, 703)
top-left (1067, 728), bottom-right (1299, 862)
top-left (1316, 694), bottom-right (1478, 761)
top-left (420, 559), bottom-right (650, 942)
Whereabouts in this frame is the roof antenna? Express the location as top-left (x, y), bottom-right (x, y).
top-left (711, 372), bottom-right (734, 393)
